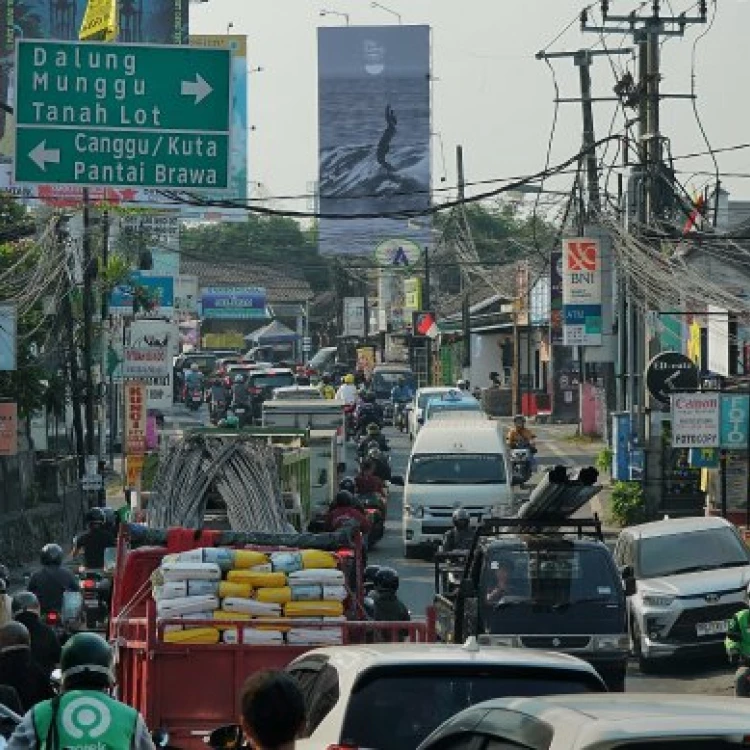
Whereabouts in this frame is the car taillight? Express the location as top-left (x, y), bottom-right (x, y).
top-left (82, 579), bottom-right (96, 589)
top-left (46, 612), bottom-right (59, 623)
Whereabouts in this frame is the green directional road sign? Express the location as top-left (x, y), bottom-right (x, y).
top-left (14, 40), bottom-right (232, 190)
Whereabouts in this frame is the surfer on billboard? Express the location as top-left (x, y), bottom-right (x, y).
top-left (376, 104), bottom-right (398, 172)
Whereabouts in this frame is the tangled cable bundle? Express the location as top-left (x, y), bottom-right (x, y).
top-left (147, 434), bottom-right (289, 533)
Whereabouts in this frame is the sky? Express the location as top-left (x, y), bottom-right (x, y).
top-left (190, 0), bottom-right (750, 211)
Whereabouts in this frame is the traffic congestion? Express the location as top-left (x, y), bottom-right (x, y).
top-left (2, 354), bottom-right (749, 750)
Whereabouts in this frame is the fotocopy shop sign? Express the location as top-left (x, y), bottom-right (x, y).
top-left (720, 394), bottom-right (750, 449)
top-left (671, 393), bottom-right (720, 449)
top-left (562, 238), bottom-right (602, 346)
top-left (124, 382), bottom-right (147, 455)
top-left (14, 40), bottom-right (232, 189)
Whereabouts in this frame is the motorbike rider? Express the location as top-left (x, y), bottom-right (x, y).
top-left (391, 377), bottom-right (414, 406)
top-left (72, 509), bottom-right (116, 571)
top-left (507, 414), bottom-right (537, 450)
top-left (339, 476), bottom-right (357, 495)
top-left (335, 374), bottom-right (358, 406)
top-left (183, 362), bottom-right (204, 399)
top-left (6, 632), bottom-right (155, 750)
top-left (325, 491), bottom-right (371, 536)
top-left (355, 460), bottom-right (385, 498)
top-left (366, 568), bottom-right (410, 639)
top-left (0, 622), bottom-right (54, 713)
top-left (27, 545), bottom-right (79, 616)
top-left (726, 584), bottom-right (750, 696)
top-left (11, 593), bottom-right (60, 679)
top-left (441, 509), bottom-right (474, 553)
top-left (456, 379), bottom-right (470, 392)
top-left (0, 565), bottom-right (11, 628)
top-left (368, 447), bottom-right (392, 483)
top-left (357, 423), bottom-right (389, 460)
top-left (231, 375), bottom-right (251, 420)
top-left (209, 374), bottom-right (230, 419)
top-left (355, 392), bottom-right (384, 434)
top-left (319, 373), bottom-right (336, 400)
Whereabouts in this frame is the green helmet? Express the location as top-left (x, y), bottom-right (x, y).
top-left (61, 632), bottom-right (114, 689)
top-left (366, 423), bottom-right (380, 436)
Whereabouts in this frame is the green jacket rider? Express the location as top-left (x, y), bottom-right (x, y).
top-left (725, 590), bottom-right (750, 698)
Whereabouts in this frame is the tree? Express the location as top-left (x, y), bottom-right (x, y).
top-left (180, 215), bottom-right (331, 293)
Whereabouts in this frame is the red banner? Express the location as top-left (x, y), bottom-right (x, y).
top-left (124, 383), bottom-right (147, 456)
top-left (0, 403), bottom-right (17, 456)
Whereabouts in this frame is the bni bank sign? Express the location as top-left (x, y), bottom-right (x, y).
top-left (562, 237), bottom-right (602, 347)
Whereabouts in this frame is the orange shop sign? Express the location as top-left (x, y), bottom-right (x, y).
top-left (0, 402), bottom-right (17, 456)
top-left (124, 382), bottom-right (147, 455)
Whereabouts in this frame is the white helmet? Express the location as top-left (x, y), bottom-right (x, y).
top-left (456, 379), bottom-right (468, 390)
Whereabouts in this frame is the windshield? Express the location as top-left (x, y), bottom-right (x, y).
top-left (249, 373), bottom-right (296, 389)
top-left (409, 454), bottom-right (506, 484)
top-left (182, 356), bottom-right (216, 371)
top-left (637, 527), bottom-right (749, 578)
top-left (275, 390), bottom-right (322, 400)
top-left (480, 546), bottom-right (620, 621)
top-left (426, 400), bottom-right (481, 418)
top-left (340, 666), bottom-right (600, 750)
top-left (309, 347), bottom-right (337, 369)
top-left (418, 391), bottom-right (450, 410)
top-left (372, 371), bottom-right (416, 397)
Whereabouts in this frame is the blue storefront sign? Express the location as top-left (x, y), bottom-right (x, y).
top-left (200, 287), bottom-right (268, 320)
top-left (720, 394), bottom-right (750, 449)
top-left (612, 412), bottom-right (633, 481)
top-left (689, 448), bottom-right (720, 468)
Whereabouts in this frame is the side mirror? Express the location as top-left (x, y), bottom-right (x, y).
top-left (390, 475), bottom-right (405, 487)
top-left (624, 577), bottom-right (636, 597)
top-left (151, 730), bottom-right (170, 748)
top-left (206, 725), bottom-right (242, 750)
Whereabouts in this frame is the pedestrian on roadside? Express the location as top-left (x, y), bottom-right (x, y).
top-left (239, 670), bottom-right (305, 750)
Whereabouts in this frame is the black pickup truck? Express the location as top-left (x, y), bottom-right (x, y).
top-left (433, 516), bottom-right (632, 692)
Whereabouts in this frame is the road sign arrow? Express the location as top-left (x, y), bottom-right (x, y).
top-left (29, 140), bottom-right (60, 171)
top-left (181, 73), bottom-right (213, 105)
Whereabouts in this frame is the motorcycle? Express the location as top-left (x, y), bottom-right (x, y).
top-left (393, 401), bottom-right (409, 432)
top-left (344, 404), bottom-right (357, 440)
top-left (210, 399), bottom-right (228, 425)
top-left (79, 568), bottom-right (111, 632)
top-left (231, 403), bottom-right (252, 428)
top-left (510, 442), bottom-right (535, 488)
top-left (360, 494), bottom-right (386, 548)
top-left (186, 386), bottom-right (204, 412)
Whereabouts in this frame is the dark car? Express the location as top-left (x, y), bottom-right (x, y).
top-left (246, 368), bottom-right (296, 419)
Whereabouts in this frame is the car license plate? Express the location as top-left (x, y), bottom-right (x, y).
top-left (235, 408), bottom-right (245, 414)
top-left (696, 619), bottom-right (730, 637)
top-left (84, 599), bottom-right (100, 608)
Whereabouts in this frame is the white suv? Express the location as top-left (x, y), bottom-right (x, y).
top-left (614, 515), bottom-right (750, 671)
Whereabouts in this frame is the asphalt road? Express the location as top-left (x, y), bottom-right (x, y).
top-left (366, 419), bottom-right (734, 697)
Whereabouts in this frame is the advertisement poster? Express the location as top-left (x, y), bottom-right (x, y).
top-left (318, 25), bottom-right (431, 256)
top-left (123, 319), bottom-right (179, 410)
top-left (549, 251), bottom-right (564, 345)
top-left (201, 287), bottom-right (267, 320)
top-left (0, 402), bottom-right (17, 456)
top-left (0, 0), bottom-right (189, 204)
top-left (124, 382), bottom-right (147, 455)
top-left (343, 297), bottom-right (366, 338)
top-left (720, 394), bottom-right (749, 450)
top-left (562, 238), bottom-right (602, 346)
top-left (186, 34), bottom-right (248, 219)
top-left (110, 272), bottom-right (175, 317)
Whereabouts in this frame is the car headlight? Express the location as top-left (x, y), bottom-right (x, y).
top-left (642, 594), bottom-right (675, 607)
top-left (593, 634), bottom-right (630, 651)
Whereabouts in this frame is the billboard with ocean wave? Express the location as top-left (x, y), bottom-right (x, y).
top-left (317, 25), bottom-right (431, 256)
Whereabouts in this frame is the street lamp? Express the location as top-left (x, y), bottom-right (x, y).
top-left (248, 66), bottom-right (264, 74)
top-left (226, 22), bottom-right (234, 34)
top-left (370, 2), bottom-right (402, 23)
top-left (319, 9), bottom-right (350, 25)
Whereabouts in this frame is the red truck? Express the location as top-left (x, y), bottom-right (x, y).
top-left (110, 524), bottom-right (434, 749)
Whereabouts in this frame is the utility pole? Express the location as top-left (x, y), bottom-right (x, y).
top-left (99, 209), bottom-right (111, 468)
top-left (423, 247), bottom-right (432, 385)
top-left (457, 145), bottom-right (471, 383)
top-left (81, 188), bottom-right (96, 461)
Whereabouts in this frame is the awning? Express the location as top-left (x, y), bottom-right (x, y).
top-left (244, 319), bottom-right (301, 344)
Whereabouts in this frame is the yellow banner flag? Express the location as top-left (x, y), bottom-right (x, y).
top-left (79, 0), bottom-right (118, 42)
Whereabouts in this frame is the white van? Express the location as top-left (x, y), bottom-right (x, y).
top-left (403, 418), bottom-right (514, 558)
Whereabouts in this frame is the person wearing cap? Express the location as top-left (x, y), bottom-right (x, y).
top-left (12, 593), bottom-right (60, 678)
top-left (0, 622), bottom-right (53, 713)
top-left (7, 632), bottom-right (155, 750)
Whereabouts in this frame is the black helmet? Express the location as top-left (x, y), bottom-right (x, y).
top-left (12, 591), bottom-right (40, 616)
top-left (86, 508), bottom-right (105, 526)
top-left (364, 392), bottom-right (376, 403)
top-left (41, 544), bottom-right (64, 566)
top-left (0, 564), bottom-right (9, 584)
top-left (453, 508), bottom-right (470, 531)
top-left (339, 477), bottom-right (356, 494)
top-left (334, 490), bottom-right (354, 508)
top-left (366, 423), bottom-right (380, 436)
top-left (374, 567), bottom-right (399, 592)
top-left (513, 414), bottom-right (525, 425)
top-left (322, 373), bottom-right (332, 384)
top-left (60, 632), bottom-right (114, 689)
top-left (364, 564), bottom-right (381, 584)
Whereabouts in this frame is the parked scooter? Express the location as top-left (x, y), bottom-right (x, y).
top-left (510, 442), bottom-right (535, 488)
